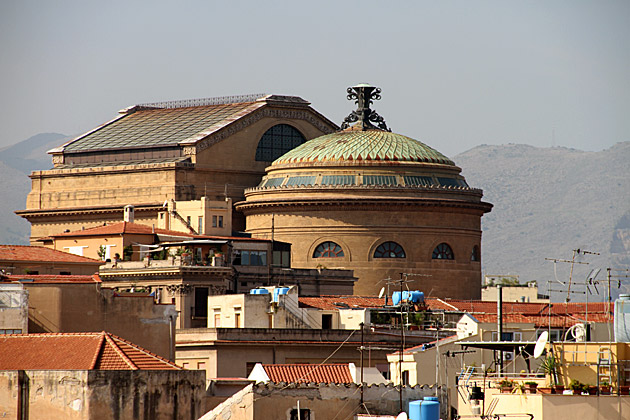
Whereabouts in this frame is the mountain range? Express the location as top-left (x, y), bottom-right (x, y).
top-left (1, 134), bottom-right (628, 300)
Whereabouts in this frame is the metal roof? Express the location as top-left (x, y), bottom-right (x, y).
top-left (272, 128), bottom-right (454, 166)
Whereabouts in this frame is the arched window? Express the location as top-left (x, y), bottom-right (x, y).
top-left (432, 243), bottom-right (454, 260)
top-left (471, 246), bottom-right (480, 262)
top-left (374, 242), bottom-right (406, 258)
top-left (255, 124), bottom-right (306, 161)
top-left (313, 241), bottom-right (345, 258)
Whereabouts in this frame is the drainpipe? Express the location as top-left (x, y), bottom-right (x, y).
top-left (497, 285), bottom-right (503, 375)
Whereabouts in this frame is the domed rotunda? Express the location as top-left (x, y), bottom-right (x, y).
top-left (236, 85), bottom-right (492, 298)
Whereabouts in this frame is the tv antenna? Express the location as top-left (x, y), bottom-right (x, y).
top-left (545, 248), bottom-right (598, 302)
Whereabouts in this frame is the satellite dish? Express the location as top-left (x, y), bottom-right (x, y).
top-left (378, 287), bottom-right (385, 299)
top-left (395, 412), bottom-right (408, 420)
top-left (534, 331), bottom-right (548, 359)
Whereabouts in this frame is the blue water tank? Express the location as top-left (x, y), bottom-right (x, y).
top-left (420, 396), bottom-right (440, 420)
top-left (408, 291), bottom-right (424, 304)
top-left (392, 291), bottom-right (402, 306)
top-left (614, 294), bottom-right (630, 342)
top-left (250, 288), bottom-right (269, 295)
top-left (408, 400), bottom-right (422, 420)
top-left (273, 287), bottom-right (290, 302)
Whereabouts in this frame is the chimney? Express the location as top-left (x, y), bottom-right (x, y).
top-left (124, 205), bottom-right (135, 223)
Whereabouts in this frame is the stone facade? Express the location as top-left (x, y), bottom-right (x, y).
top-left (17, 97), bottom-right (337, 242)
top-left (0, 369), bottom-right (205, 420)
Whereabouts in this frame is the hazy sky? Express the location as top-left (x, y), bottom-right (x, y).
top-left (1, 1), bottom-right (628, 157)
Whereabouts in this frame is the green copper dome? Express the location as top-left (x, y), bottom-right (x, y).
top-left (272, 128), bottom-right (454, 166)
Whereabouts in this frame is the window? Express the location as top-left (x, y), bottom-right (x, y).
top-left (322, 314), bottom-right (333, 329)
top-left (290, 409), bottom-right (311, 420)
top-left (403, 175), bottom-right (434, 187)
top-left (363, 175), bottom-right (397, 186)
top-left (213, 311), bottom-right (221, 328)
top-left (313, 241), bottom-right (344, 258)
top-left (263, 177), bottom-right (285, 188)
top-left (321, 175), bottom-right (355, 185)
top-left (491, 332), bottom-right (523, 341)
top-left (235, 250), bottom-right (268, 266)
top-left (212, 215), bottom-right (217, 227)
top-left (374, 242), bottom-right (406, 258)
top-left (286, 176), bottom-right (316, 186)
top-left (198, 216), bottom-right (203, 234)
top-left (246, 362), bottom-right (260, 376)
top-left (0, 329), bottom-right (22, 334)
top-left (471, 246), bottom-right (480, 262)
top-left (432, 243), bottom-right (454, 260)
top-left (235, 312), bottom-right (241, 328)
top-left (402, 370), bottom-right (410, 385)
top-left (193, 287), bottom-right (208, 318)
top-left (218, 216), bottom-right (223, 228)
top-left (255, 124), bottom-right (306, 162)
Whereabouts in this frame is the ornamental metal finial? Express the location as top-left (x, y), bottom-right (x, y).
top-left (340, 84), bottom-right (391, 131)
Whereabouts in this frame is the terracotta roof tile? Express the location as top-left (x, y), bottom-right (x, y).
top-left (3, 274), bottom-right (100, 284)
top-left (0, 245), bottom-right (101, 264)
top-left (262, 364), bottom-right (353, 384)
top-left (49, 222), bottom-right (196, 238)
top-left (0, 332), bottom-right (181, 371)
top-left (299, 296), bottom-right (386, 310)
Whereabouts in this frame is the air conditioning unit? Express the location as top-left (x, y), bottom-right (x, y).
top-left (503, 352), bottom-right (514, 361)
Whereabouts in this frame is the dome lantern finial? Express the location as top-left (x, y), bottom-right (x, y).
top-left (340, 84), bottom-right (391, 132)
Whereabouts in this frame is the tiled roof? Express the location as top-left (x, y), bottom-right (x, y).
top-left (62, 101), bottom-right (265, 153)
top-left (0, 245), bottom-right (101, 264)
top-left (3, 274), bottom-right (100, 284)
top-left (261, 363), bottom-right (353, 384)
top-left (50, 222), bottom-right (197, 238)
top-left (426, 298), bottom-right (613, 327)
top-left (0, 332), bottom-right (180, 370)
top-left (272, 129), bottom-right (454, 166)
top-left (299, 295), bottom-right (386, 310)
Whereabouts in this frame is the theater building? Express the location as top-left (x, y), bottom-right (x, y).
top-left (237, 85), bottom-right (492, 298)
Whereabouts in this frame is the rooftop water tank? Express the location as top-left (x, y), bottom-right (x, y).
top-left (392, 291), bottom-right (402, 306)
top-left (273, 287), bottom-right (290, 302)
top-left (420, 396), bottom-right (440, 420)
top-left (250, 288), bottom-right (269, 295)
top-left (614, 294), bottom-right (630, 342)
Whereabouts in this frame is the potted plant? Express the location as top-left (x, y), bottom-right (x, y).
top-left (541, 354), bottom-right (560, 390)
top-left (600, 380), bottom-right (612, 395)
top-left (498, 378), bottom-right (514, 393)
top-left (569, 379), bottom-right (587, 395)
top-left (524, 381), bottom-right (538, 394)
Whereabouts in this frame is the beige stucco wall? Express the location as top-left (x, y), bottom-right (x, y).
top-left (0, 369), bottom-right (206, 420)
top-left (482, 284), bottom-right (548, 303)
top-left (25, 284), bottom-right (175, 359)
top-left (456, 390), bottom-right (630, 420)
top-left (202, 383), bottom-right (448, 420)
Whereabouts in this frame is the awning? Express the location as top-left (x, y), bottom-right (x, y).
top-left (159, 240), bottom-right (228, 247)
top-left (459, 341), bottom-right (537, 355)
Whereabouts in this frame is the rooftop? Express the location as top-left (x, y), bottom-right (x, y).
top-left (272, 128), bottom-right (455, 167)
top-left (53, 94), bottom-right (327, 156)
top-left (1, 274), bottom-right (100, 284)
top-left (0, 332), bottom-right (181, 370)
top-left (258, 363), bottom-right (353, 384)
top-left (0, 245), bottom-right (102, 264)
